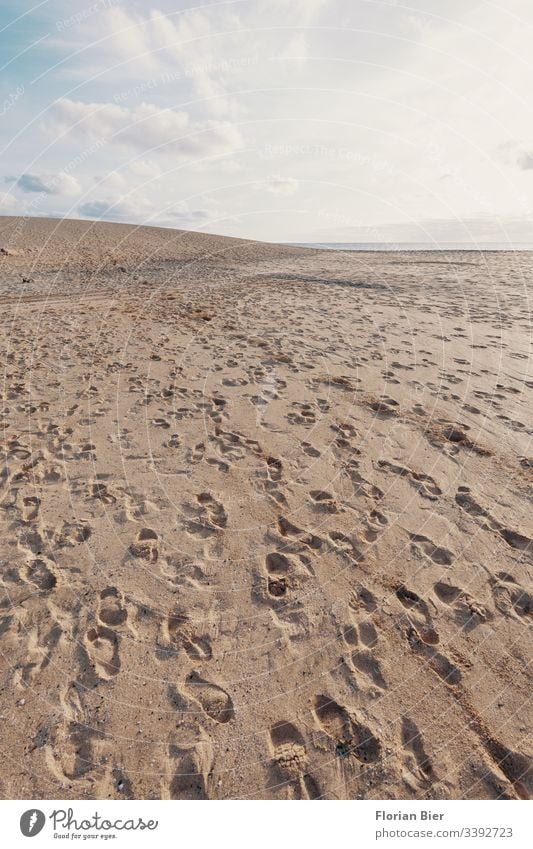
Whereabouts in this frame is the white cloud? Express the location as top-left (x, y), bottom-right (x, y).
top-left (78, 195), bottom-right (153, 222)
top-left (77, 192), bottom-right (218, 230)
top-left (5, 172), bottom-right (81, 196)
top-left (0, 191), bottom-right (15, 209)
top-left (82, 6), bottom-right (241, 116)
top-left (516, 149), bottom-right (533, 171)
top-left (93, 171), bottom-right (128, 191)
top-left (128, 158), bottom-right (162, 179)
top-left (46, 97), bottom-right (244, 160)
top-left (259, 176), bottom-right (300, 196)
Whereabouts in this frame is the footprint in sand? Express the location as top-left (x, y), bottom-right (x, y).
top-left (22, 496), bottom-right (40, 522)
top-left (17, 529), bottom-right (45, 556)
top-left (351, 650), bottom-right (387, 688)
top-left (51, 718), bottom-right (99, 781)
top-left (167, 741), bottom-right (213, 800)
top-left (349, 583), bottom-right (378, 614)
top-left (269, 721), bottom-right (306, 776)
top-left (260, 548), bottom-right (311, 640)
top-left (498, 527), bottom-right (532, 553)
top-left (346, 462), bottom-right (384, 501)
top-left (84, 626), bottom-right (121, 680)
top-left (278, 518), bottom-right (325, 553)
top-left (196, 492), bottom-right (227, 528)
top-left (395, 584), bottom-right (439, 645)
top-left (88, 481), bottom-right (116, 505)
top-left (185, 671), bottom-right (234, 723)
top-left (342, 616), bottom-right (378, 649)
top-left (161, 556), bottom-right (208, 589)
top-left (401, 716), bottom-right (435, 787)
top-left (98, 587), bottom-right (128, 627)
top-left (406, 627), bottom-right (461, 685)
top-left (483, 738), bottom-right (532, 800)
top-left (369, 395), bottom-right (399, 416)
top-left (490, 573), bottom-right (532, 620)
top-left (206, 456), bottom-right (229, 473)
top-left (20, 617), bottom-right (62, 683)
top-left (265, 456), bottom-right (283, 482)
top-left (433, 581), bottom-right (488, 628)
top-left (341, 606), bottom-right (383, 685)
top-left (309, 490), bottom-right (339, 513)
top-left (269, 720), bottom-right (321, 799)
top-left (54, 521), bottom-right (91, 547)
top-left (188, 442), bottom-right (205, 464)
top-left (409, 533), bottom-right (454, 566)
top-left (264, 551), bottom-right (293, 599)
top-left (167, 609), bottom-right (212, 661)
top-left (362, 509), bottom-right (389, 542)
top-left (455, 489), bottom-right (532, 553)
top-left (129, 527), bottom-right (159, 562)
top-left (259, 457), bottom-right (288, 507)
top-left (377, 459), bottom-right (442, 501)
top-left (328, 530), bottom-right (364, 563)
top-left (183, 493), bottom-right (227, 538)
top-left (22, 557), bottom-right (57, 592)
top-left (288, 402), bottom-right (316, 426)
top-left (313, 695), bottom-right (381, 763)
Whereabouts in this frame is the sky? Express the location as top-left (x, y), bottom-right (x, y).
top-left (1, 0), bottom-right (533, 243)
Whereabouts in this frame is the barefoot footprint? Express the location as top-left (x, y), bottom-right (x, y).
top-left (22, 496), bottom-right (40, 522)
top-left (98, 587), bottom-right (127, 627)
top-left (85, 626), bottom-right (121, 680)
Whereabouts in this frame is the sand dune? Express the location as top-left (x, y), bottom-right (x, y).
top-left (0, 217), bottom-right (531, 800)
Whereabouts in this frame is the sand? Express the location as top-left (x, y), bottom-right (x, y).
top-left (0, 216), bottom-right (531, 800)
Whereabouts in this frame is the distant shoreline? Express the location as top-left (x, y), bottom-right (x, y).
top-left (291, 242), bottom-right (533, 252)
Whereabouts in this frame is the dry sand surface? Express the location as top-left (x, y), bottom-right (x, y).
top-left (0, 216), bottom-right (531, 800)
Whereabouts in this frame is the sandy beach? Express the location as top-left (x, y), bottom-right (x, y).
top-left (0, 216), bottom-right (531, 800)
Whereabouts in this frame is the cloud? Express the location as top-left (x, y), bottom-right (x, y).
top-left (166, 206), bottom-right (212, 229)
top-left (497, 141), bottom-right (533, 171)
top-left (516, 150), bottom-right (533, 170)
top-left (93, 171), bottom-right (128, 192)
top-left (5, 174), bottom-right (52, 194)
top-left (5, 172), bottom-right (81, 196)
top-left (56, 6), bottom-right (239, 116)
top-left (128, 159), bottom-right (162, 179)
top-left (259, 176), bottom-right (300, 196)
top-left (78, 197), bottom-right (152, 222)
top-left (0, 191), bottom-right (15, 209)
top-left (46, 98), bottom-right (244, 160)
top-left (77, 194), bottom-right (216, 229)
top-left (54, 1), bottom-right (331, 116)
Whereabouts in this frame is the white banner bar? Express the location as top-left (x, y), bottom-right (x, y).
top-left (2, 799), bottom-right (531, 848)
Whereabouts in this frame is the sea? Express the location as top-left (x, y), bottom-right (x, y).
top-left (292, 242), bottom-right (533, 252)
